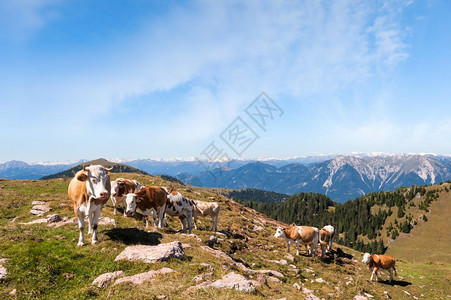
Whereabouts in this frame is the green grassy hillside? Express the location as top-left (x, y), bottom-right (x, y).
top-left (0, 174), bottom-right (449, 299)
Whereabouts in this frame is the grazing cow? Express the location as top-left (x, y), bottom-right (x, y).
top-left (321, 225), bottom-right (335, 251)
top-left (125, 186), bottom-right (167, 228)
top-left (110, 178), bottom-right (141, 215)
top-left (68, 165), bottom-right (111, 246)
top-left (362, 253), bottom-right (397, 283)
top-left (274, 225), bottom-right (319, 256)
top-left (319, 229), bottom-right (332, 258)
top-left (165, 191), bottom-right (194, 234)
top-left (192, 200), bottom-right (220, 232)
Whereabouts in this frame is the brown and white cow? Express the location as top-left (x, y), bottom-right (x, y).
top-left (68, 165), bottom-right (111, 246)
top-left (165, 191), bottom-right (194, 234)
top-left (110, 178), bottom-right (142, 215)
top-left (362, 253), bottom-right (397, 283)
top-left (274, 225), bottom-right (319, 256)
top-left (124, 186), bottom-right (167, 228)
top-left (192, 200), bottom-right (220, 232)
top-left (319, 225), bottom-right (335, 258)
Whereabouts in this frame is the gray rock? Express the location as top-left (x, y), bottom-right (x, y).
top-left (0, 258), bottom-right (7, 280)
top-left (115, 242), bottom-right (184, 263)
top-left (47, 214), bottom-right (62, 223)
top-left (31, 201), bottom-right (46, 205)
top-left (208, 272), bottom-right (259, 293)
top-left (192, 272), bottom-right (213, 283)
top-left (114, 268), bottom-right (173, 285)
top-left (354, 296), bottom-right (368, 300)
top-left (92, 271), bottom-right (124, 288)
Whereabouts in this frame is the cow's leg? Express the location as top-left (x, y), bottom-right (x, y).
top-left (212, 215), bottom-right (218, 232)
top-left (111, 197), bottom-right (117, 215)
top-left (76, 208), bottom-right (85, 247)
top-left (193, 214), bottom-right (198, 230)
top-left (186, 212), bottom-right (193, 234)
top-left (389, 267), bottom-right (393, 283)
top-left (286, 241), bottom-right (290, 253)
top-left (296, 239), bottom-right (300, 256)
top-left (90, 205), bottom-right (102, 244)
top-left (371, 267), bottom-right (379, 281)
top-left (152, 208), bottom-right (158, 227)
top-left (145, 216), bottom-right (149, 228)
top-left (179, 215), bottom-right (187, 233)
top-left (157, 204), bottom-right (166, 228)
top-left (321, 243), bottom-right (326, 258)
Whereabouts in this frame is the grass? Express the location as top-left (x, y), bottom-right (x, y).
top-left (0, 175), bottom-right (450, 299)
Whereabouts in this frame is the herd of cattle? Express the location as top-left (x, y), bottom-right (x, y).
top-left (67, 165), bottom-right (397, 283)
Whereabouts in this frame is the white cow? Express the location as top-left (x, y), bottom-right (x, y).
top-left (165, 191), bottom-right (194, 234)
top-left (193, 200), bottom-right (220, 231)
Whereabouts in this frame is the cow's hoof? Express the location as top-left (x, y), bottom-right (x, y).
top-left (77, 241), bottom-right (84, 247)
top-left (91, 240), bottom-right (98, 245)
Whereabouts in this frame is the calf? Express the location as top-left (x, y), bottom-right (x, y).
top-left (68, 165), bottom-right (111, 246)
top-left (125, 186), bottom-right (167, 228)
top-left (274, 225), bottom-right (319, 256)
top-left (362, 253), bottom-right (397, 283)
top-left (165, 191), bottom-right (194, 234)
top-left (321, 225), bottom-right (335, 251)
top-left (193, 200), bottom-right (220, 232)
top-left (110, 178), bottom-right (141, 215)
top-left (319, 228), bottom-right (331, 258)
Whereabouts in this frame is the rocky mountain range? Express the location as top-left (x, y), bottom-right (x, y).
top-left (177, 154), bottom-right (451, 203)
top-left (2, 154), bottom-right (450, 203)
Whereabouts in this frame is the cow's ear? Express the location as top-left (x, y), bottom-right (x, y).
top-left (135, 196), bottom-right (143, 203)
top-left (77, 172), bottom-right (88, 181)
top-left (105, 167), bottom-right (113, 174)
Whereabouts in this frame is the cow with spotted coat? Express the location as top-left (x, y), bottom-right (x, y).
top-left (165, 191), bottom-right (194, 234)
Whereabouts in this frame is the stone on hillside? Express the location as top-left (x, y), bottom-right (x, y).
top-left (19, 218), bottom-right (47, 225)
top-left (255, 269), bottom-right (284, 278)
top-left (293, 283), bottom-right (301, 290)
top-left (92, 271), bottom-right (124, 288)
top-left (186, 233), bottom-right (202, 242)
top-left (268, 276), bottom-right (281, 283)
top-left (200, 246), bottom-right (233, 262)
top-left (30, 203), bottom-right (51, 216)
top-left (98, 217), bottom-right (116, 226)
top-left (114, 268), bottom-right (174, 285)
top-left (48, 217), bottom-right (77, 228)
top-left (354, 295), bottom-right (368, 300)
top-left (47, 214), bottom-right (62, 223)
top-left (200, 263), bottom-right (213, 272)
top-left (252, 225), bottom-right (264, 231)
top-left (364, 293), bottom-right (374, 298)
top-left (285, 253), bottom-right (295, 261)
top-left (115, 242), bottom-right (184, 263)
top-left (9, 289), bottom-right (16, 296)
top-left (302, 287), bottom-right (320, 300)
top-left (208, 272), bottom-right (260, 293)
top-left (32, 201), bottom-right (46, 205)
top-left (315, 277), bottom-right (326, 283)
top-left (0, 258), bottom-right (8, 280)
top-left (192, 272), bottom-right (213, 283)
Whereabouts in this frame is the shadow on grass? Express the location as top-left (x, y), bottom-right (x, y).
top-left (104, 227), bottom-right (162, 245)
top-left (379, 279), bottom-right (412, 287)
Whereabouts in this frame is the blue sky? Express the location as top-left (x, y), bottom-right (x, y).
top-left (0, 0), bottom-right (450, 163)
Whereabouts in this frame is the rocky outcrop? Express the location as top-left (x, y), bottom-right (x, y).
top-left (30, 202), bottom-right (51, 216)
top-left (114, 268), bottom-right (174, 285)
top-left (189, 272), bottom-right (260, 293)
top-left (115, 242), bottom-right (184, 263)
top-left (92, 271), bottom-right (124, 288)
top-left (47, 214), bottom-right (62, 223)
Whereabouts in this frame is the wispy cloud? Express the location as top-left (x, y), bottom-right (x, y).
top-left (0, 0), bottom-right (418, 161)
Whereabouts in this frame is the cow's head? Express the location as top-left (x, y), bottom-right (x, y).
top-left (77, 165), bottom-right (111, 200)
top-left (125, 193), bottom-right (139, 216)
top-left (274, 226), bottom-right (286, 238)
top-left (362, 253), bottom-right (372, 264)
top-left (111, 179), bottom-right (126, 198)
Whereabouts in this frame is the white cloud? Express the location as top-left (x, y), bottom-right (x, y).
top-left (0, 0), bottom-right (415, 160)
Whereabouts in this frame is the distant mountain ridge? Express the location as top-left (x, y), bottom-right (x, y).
top-left (40, 158), bottom-right (149, 180)
top-left (177, 154), bottom-right (451, 203)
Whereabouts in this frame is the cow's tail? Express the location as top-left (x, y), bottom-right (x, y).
top-left (393, 262), bottom-right (397, 276)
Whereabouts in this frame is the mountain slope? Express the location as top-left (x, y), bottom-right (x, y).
top-left (40, 158), bottom-right (149, 180)
top-left (0, 174), bottom-right (449, 299)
